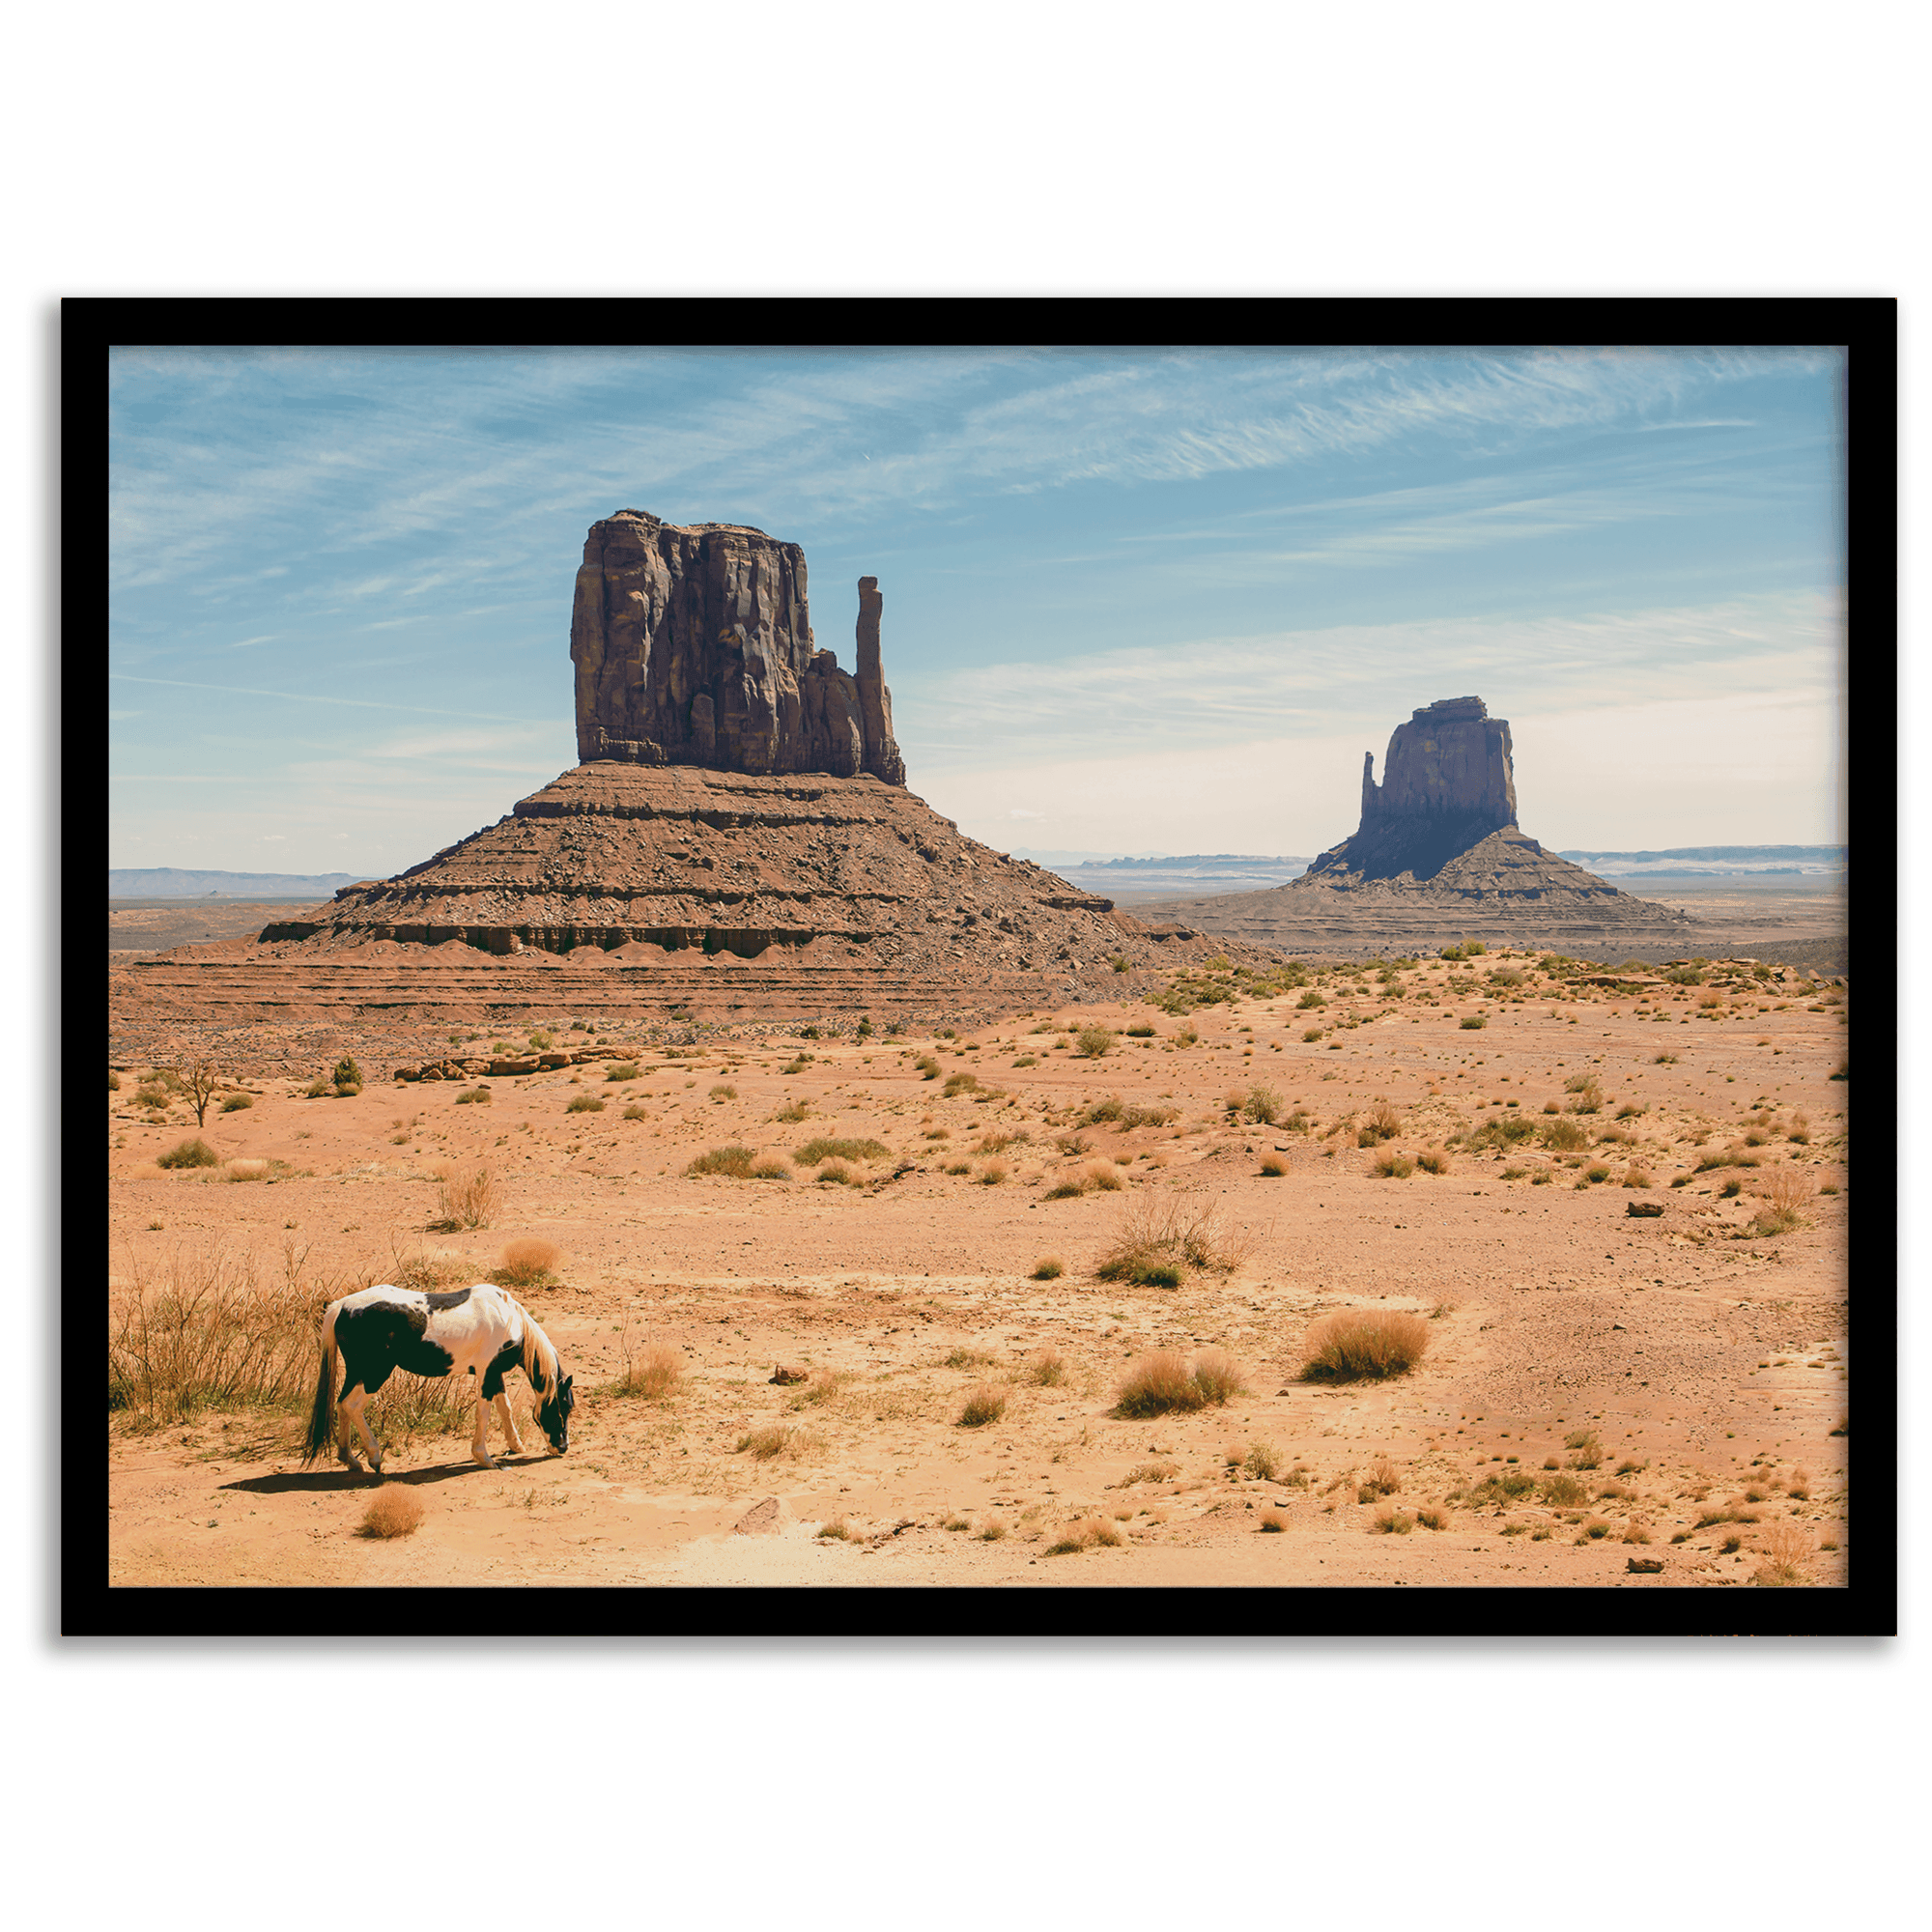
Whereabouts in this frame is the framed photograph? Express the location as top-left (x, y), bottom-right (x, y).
top-left (79, 298), bottom-right (1891, 1634)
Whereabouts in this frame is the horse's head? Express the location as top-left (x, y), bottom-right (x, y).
top-left (537, 1373), bottom-right (575, 1455)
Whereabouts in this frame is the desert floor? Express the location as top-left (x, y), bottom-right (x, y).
top-left (106, 951), bottom-right (1851, 1589)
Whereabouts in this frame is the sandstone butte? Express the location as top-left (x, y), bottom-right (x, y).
top-left (121, 511), bottom-right (1270, 1043)
top-left (1135, 696), bottom-right (1701, 961)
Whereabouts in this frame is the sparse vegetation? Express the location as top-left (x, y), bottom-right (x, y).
top-left (1095, 1193), bottom-right (1250, 1285)
top-left (156, 1137), bottom-right (221, 1170)
top-left (687, 1145), bottom-right (755, 1179)
top-left (432, 1165), bottom-right (498, 1231)
top-left (1299, 1308), bottom-right (1430, 1381)
top-left (494, 1237), bottom-right (560, 1289)
top-left (1027, 1349), bottom-right (1066, 1386)
top-left (455, 1086), bottom-right (492, 1105)
top-left (1075, 1025), bottom-right (1116, 1059)
top-left (612, 1329), bottom-right (681, 1400)
top-left (1030, 1257), bottom-right (1065, 1281)
top-left (358, 1487), bottom-right (425, 1539)
top-left (957, 1384), bottom-right (1008, 1428)
top-left (795, 1137), bottom-right (890, 1165)
top-left (606, 1063), bottom-right (640, 1081)
top-left (1113, 1349), bottom-right (1245, 1418)
top-left (566, 1094), bottom-right (605, 1114)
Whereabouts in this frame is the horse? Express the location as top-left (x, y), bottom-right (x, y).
top-left (302, 1282), bottom-right (574, 1476)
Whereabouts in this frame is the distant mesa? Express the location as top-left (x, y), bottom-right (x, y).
top-left (1129, 695), bottom-right (1698, 959)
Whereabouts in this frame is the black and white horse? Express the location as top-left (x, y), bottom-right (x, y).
top-left (302, 1283), bottom-right (575, 1475)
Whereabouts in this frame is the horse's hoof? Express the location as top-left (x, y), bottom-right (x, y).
top-left (472, 1454), bottom-right (497, 1469)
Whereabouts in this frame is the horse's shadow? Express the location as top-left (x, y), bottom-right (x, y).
top-left (221, 1453), bottom-right (554, 1496)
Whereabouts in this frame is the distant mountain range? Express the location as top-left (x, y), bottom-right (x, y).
top-left (1555, 845), bottom-right (1846, 877)
top-left (108, 867), bottom-right (364, 898)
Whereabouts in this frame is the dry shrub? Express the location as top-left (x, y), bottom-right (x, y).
top-left (1299, 1309), bottom-right (1431, 1380)
top-left (1751, 1167), bottom-right (1816, 1236)
top-left (1030, 1256), bottom-right (1065, 1281)
top-left (1371, 1150), bottom-right (1414, 1179)
top-left (156, 1137), bottom-right (220, 1170)
top-left (1362, 1097), bottom-right (1402, 1141)
top-left (1045, 1516), bottom-right (1123, 1554)
top-left (1372, 1505), bottom-right (1415, 1534)
top-left (737, 1425), bottom-right (792, 1460)
top-left (976, 1159), bottom-right (1009, 1186)
top-left (1540, 1472), bottom-right (1589, 1507)
top-left (1753, 1523), bottom-right (1814, 1586)
top-left (1623, 1166), bottom-right (1653, 1188)
top-left (1565, 1430), bottom-right (1604, 1468)
top-left (1190, 1348), bottom-right (1245, 1405)
top-left (815, 1157), bottom-right (859, 1186)
top-left (435, 1164), bottom-right (499, 1230)
top-left (687, 1145), bottom-right (754, 1179)
top-left (1075, 1026), bottom-right (1116, 1059)
top-left (358, 1486), bottom-right (425, 1540)
top-left (222, 1158), bottom-right (270, 1182)
top-left (1415, 1149), bottom-right (1450, 1176)
top-left (1415, 1505), bottom-right (1449, 1530)
top-left (749, 1153), bottom-right (791, 1180)
top-left (565, 1094), bottom-right (605, 1114)
top-left (1259, 1151), bottom-right (1289, 1178)
top-left (957, 1383), bottom-right (1008, 1428)
top-left (816, 1518), bottom-right (852, 1540)
top-left (1243, 1442), bottom-right (1280, 1481)
top-left (108, 1241), bottom-right (327, 1424)
top-left (622, 1103), bottom-right (649, 1122)
top-left (613, 1328), bottom-right (681, 1400)
top-left (455, 1086), bottom-right (491, 1105)
top-left (1027, 1349), bottom-right (1066, 1386)
top-left (1113, 1350), bottom-right (1243, 1418)
top-left (1095, 1192), bottom-right (1252, 1285)
top-left (495, 1236), bottom-right (561, 1288)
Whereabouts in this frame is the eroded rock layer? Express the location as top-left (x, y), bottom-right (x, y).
top-left (128, 764), bottom-right (1269, 1028)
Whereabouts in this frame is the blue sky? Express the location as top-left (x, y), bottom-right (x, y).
top-left (108, 345), bottom-right (1845, 875)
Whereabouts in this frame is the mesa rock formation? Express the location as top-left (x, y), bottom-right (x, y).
top-left (571, 511), bottom-right (905, 784)
top-left (1135, 696), bottom-right (1699, 960)
top-left (122, 511), bottom-right (1263, 1045)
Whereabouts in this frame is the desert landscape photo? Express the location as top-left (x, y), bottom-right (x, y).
top-left (103, 339), bottom-right (1854, 1605)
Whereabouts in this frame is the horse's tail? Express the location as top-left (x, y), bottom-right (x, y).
top-left (301, 1302), bottom-right (341, 1464)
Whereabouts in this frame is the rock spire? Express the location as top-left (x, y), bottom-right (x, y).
top-left (569, 510), bottom-right (905, 784)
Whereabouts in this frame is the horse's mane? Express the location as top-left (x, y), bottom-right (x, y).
top-left (515, 1297), bottom-right (560, 1400)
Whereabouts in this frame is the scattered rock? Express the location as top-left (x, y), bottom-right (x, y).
top-left (732, 1496), bottom-right (783, 1536)
top-left (1626, 1556), bottom-right (1665, 1574)
top-left (1627, 1201), bottom-right (1665, 1218)
top-left (770, 1366), bottom-right (809, 1385)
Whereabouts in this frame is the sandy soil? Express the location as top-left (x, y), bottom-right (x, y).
top-left (106, 952), bottom-right (1851, 1590)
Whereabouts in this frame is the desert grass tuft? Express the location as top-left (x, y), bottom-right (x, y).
top-left (1298, 1308), bottom-right (1431, 1380)
top-left (1113, 1349), bottom-right (1244, 1418)
top-left (156, 1137), bottom-right (221, 1170)
top-left (1752, 1522), bottom-right (1814, 1586)
top-left (434, 1164), bottom-right (499, 1231)
top-left (957, 1383), bottom-right (1008, 1428)
top-left (1026, 1348), bottom-right (1066, 1386)
top-left (494, 1236), bottom-right (560, 1288)
top-left (687, 1145), bottom-right (755, 1179)
top-left (1030, 1256), bottom-right (1065, 1281)
top-left (1094, 1192), bottom-right (1252, 1285)
top-left (358, 1486), bottom-right (425, 1540)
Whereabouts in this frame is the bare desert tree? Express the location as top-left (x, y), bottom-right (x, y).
top-left (168, 1059), bottom-right (221, 1128)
